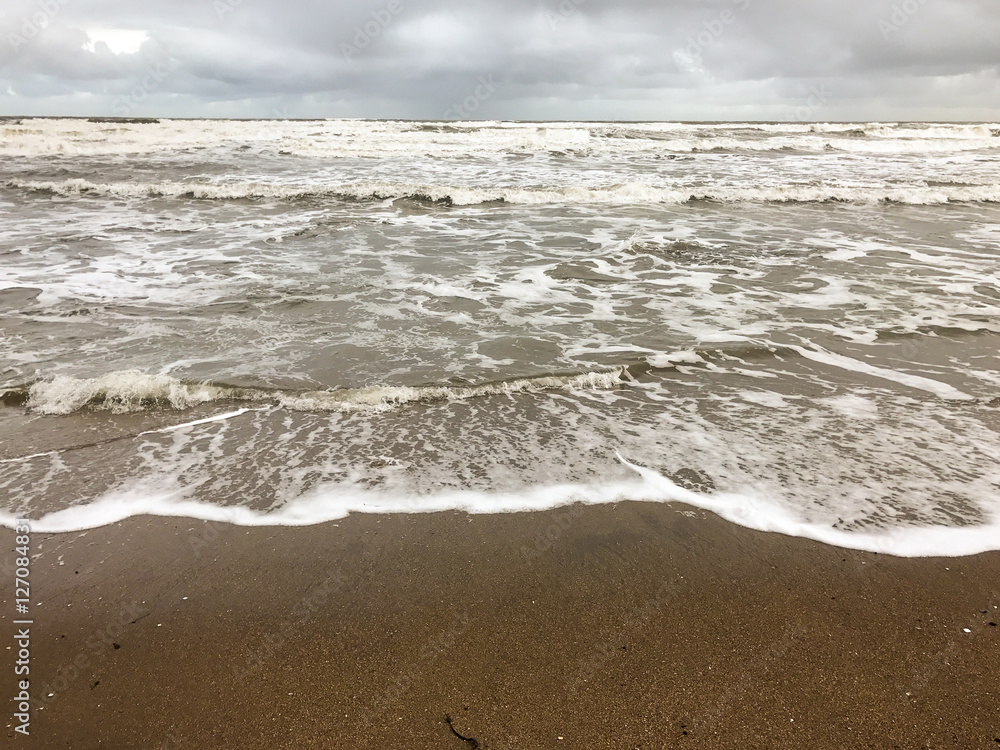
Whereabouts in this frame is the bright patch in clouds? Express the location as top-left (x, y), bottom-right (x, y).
top-left (82, 29), bottom-right (149, 55)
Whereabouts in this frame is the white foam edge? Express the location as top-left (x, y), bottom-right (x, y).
top-left (10, 178), bottom-right (1000, 206)
top-left (788, 344), bottom-right (974, 401)
top-left (138, 407), bottom-right (267, 434)
top-left (23, 368), bottom-right (626, 416)
top-left (2, 452), bottom-right (996, 559)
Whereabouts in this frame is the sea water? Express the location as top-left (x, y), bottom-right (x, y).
top-left (1, 118), bottom-right (998, 556)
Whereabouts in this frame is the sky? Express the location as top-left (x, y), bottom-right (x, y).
top-left (0, 0), bottom-right (997, 121)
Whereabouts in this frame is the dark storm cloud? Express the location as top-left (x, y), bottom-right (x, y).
top-left (0, 0), bottom-right (996, 119)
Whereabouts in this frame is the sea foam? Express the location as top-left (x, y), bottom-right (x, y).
top-left (10, 178), bottom-right (1000, 206)
top-left (2, 119), bottom-right (997, 159)
top-left (17, 368), bottom-right (627, 415)
top-left (2, 452), bottom-right (998, 559)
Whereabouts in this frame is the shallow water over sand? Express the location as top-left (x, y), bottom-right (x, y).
top-left (1, 119), bottom-right (998, 554)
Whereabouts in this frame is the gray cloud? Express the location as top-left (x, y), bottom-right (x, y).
top-left (0, 0), bottom-right (997, 119)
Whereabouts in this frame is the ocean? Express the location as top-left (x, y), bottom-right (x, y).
top-left (1, 118), bottom-right (998, 556)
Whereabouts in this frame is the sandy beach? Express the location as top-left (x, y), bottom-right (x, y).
top-left (5, 501), bottom-right (998, 749)
top-left (3, 0), bottom-right (1000, 743)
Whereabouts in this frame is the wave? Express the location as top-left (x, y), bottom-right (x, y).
top-left (2, 452), bottom-right (999, 558)
top-left (593, 132), bottom-right (999, 154)
top-left (4, 368), bottom-right (628, 416)
top-left (799, 123), bottom-right (997, 139)
top-left (2, 119), bottom-right (998, 159)
top-left (9, 178), bottom-right (1000, 206)
top-left (8, 328), bottom-right (992, 416)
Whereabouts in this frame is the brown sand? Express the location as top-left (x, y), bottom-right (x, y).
top-left (4, 501), bottom-right (999, 749)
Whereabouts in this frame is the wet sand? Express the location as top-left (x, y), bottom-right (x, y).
top-left (4, 501), bottom-right (999, 749)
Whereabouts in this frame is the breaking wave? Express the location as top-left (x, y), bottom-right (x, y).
top-left (4, 368), bottom-right (628, 415)
top-left (9, 178), bottom-right (1000, 206)
top-left (2, 119), bottom-right (998, 159)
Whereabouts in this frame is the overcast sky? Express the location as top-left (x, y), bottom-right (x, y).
top-left (0, 0), bottom-right (997, 120)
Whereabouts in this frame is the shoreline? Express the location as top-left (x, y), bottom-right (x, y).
top-left (7, 484), bottom-right (1000, 559)
top-left (4, 500), bottom-right (999, 748)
